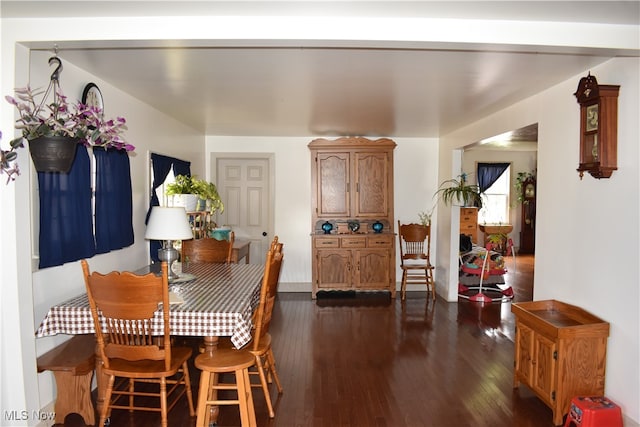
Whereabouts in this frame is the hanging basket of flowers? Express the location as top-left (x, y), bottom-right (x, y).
top-left (3, 55), bottom-right (134, 177)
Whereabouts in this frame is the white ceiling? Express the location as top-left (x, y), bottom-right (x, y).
top-left (5, 1), bottom-right (639, 145)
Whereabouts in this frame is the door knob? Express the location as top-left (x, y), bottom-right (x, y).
top-left (262, 232), bottom-right (267, 237)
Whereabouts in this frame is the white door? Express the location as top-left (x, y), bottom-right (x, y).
top-left (214, 156), bottom-right (273, 265)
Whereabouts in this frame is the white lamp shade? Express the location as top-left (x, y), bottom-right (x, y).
top-left (145, 207), bottom-right (193, 240)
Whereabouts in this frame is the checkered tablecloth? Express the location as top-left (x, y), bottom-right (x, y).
top-left (35, 263), bottom-right (264, 349)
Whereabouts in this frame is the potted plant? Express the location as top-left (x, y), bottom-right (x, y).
top-left (4, 57), bottom-right (134, 174)
top-left (192, 179), bottom-right (224, 215)
top-left (418, 206), bottom-right (435, 227)
top-left (435, 172), bottom-right (483, 208)
top-left (165, 174), bottom-right (200, 211)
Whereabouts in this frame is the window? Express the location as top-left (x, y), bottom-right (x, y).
top-left (37, 146), bottom-right (134, 269)
top-left (154, 168), bottom-right (176, 207)
top-left (478, 164), bottom-right (511, 224)
top-left (147, 153), bottom-right (191, 261)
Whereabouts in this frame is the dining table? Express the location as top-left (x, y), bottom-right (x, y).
top-left (35, 261), bottom-right (265, 417)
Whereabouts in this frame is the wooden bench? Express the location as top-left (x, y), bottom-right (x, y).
top-left (37, 334), bottom-right (96, 426)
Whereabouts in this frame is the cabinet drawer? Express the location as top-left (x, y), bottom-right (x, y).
top-left (460, 223), bottom-right (477, 232)
top-left (341, 237), bottom-right (367, 248)
top-left (367, 235), bottom-right (394, 247)
top-left (314, 237), bottom-right (340, 248)
top-left (460, 207), bottom-right (477, 216)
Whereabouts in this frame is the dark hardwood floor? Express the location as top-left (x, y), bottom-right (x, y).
top-left (70, 255), bottom-right (552, 427)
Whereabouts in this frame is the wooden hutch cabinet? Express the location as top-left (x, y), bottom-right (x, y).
top-left (512, 300), bottom-right (610, 425)
top-left (459, 207), bottom-right (478, 244)
top-left (309, 137), bottom-right (396, 298)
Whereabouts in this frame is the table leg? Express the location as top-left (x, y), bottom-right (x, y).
top-left (203, 335), bottom-right (220, 355)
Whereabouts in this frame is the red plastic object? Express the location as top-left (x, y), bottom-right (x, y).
top-left (564, 396), bottom-right (623, 427)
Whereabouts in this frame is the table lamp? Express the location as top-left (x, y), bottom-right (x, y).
top-left (145, 206), bottom-right (193, 281)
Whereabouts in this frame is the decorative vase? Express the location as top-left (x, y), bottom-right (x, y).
top-left (28, 136), bottom-right (78, 173)
top-left (372, 221), bottom-right (384, 233)
top-left (321, 221), bottom-right (333, 234)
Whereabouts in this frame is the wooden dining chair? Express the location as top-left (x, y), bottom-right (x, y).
top-left (81, 260), bottom-right (195, 427)
top-left (181, 231), bottom-right (235, 264)
top-left (216, 236), bottom-right (284, 418)
top-left (246, 238), bottom-right (284, 418)
top-left (398, 221), bottom-right (436, 301)
top-left (194, 241), bottom-right (284, 426)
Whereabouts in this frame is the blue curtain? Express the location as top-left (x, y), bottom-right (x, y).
top-left (477, 162), bottom-right (510, 193)
top-left (38, 145), bottom-right (96, 269)
top-left (94, 148), bottom-right (134, 254)
top-left (173, 159), bottom-right (191, 177)
top-left (146, 153), bottom-right (191, 261)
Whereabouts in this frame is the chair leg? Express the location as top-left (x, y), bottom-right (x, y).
top-left (160, 377), bottom-right (168, 427)
top-left (236, 368), bottom-right (257, 427)
top-left (427, 267), bottom-right (436, 300)
top-left (401, 269), bottom-right (408, 300)
top-left (266, 348), bottom-right (283, 394)
top-left (255, 355), bottom-right (275, 418)
top-left (195, 371), bottom-right (210, 427)
top-left (128, 379), bottom-right (135, 412)
top-left (182, 361), bottom-right (196, 417)
top-left (100, 375), bottom-right (115, 427)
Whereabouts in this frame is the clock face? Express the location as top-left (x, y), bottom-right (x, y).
top-left (524, 183), bottom-right (535, 198)
top-left (82, 83), bottom-right (104, 112)
top-left (585, 103), bottom-right (598, 132)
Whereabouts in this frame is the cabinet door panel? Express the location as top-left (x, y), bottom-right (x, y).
top-left (354, 152), bottom-right (389, 217)
top-left (317, 153), bottom-right (350, 217)
top-left (317, 250), bottom-right (351, 289)
top-left (355, 250), bottom-right (390, 289)
top-left (533, 333), bottom-right (556, 405)
top-left (515, 322), bottom-right (534, 384)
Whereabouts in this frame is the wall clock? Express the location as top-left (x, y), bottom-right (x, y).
top-left (524, 182), bottom-right (535, 198)
top-left (574, 73), bottom-right (620, 179)
top-left (520, 178), bottom-right (536, 254)
top-left (82, 82), bottom-right (104, 112)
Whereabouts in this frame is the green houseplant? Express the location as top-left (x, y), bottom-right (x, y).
top-left (165, 174), bottom-right (198, 195)
top-left (435, 172), bottom-right (483, 209)
top-left (4, 57), bottom-right (134, 175)
top-left (166, 175), bottom-right (224, 214)
top-left (165, 174), bottom-right (200, 211)
top-left (192, 179), bottom-right (224, 215)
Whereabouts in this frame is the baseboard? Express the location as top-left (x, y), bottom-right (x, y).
top-left (278, 282), bottom-right (432, 295)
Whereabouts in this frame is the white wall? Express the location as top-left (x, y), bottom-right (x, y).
top-left (206, 136), bottom-right (440, 290)
top-left (440, 57), bottom-right (639, 424)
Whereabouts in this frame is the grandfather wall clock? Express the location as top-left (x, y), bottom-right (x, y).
top-left (519, 178), bottom-right (536, 254)
top-left (574, 73), bottom-right (620, 179)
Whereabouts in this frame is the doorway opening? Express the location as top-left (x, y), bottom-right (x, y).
top-left (461, 123), bottom-right (537, 301)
